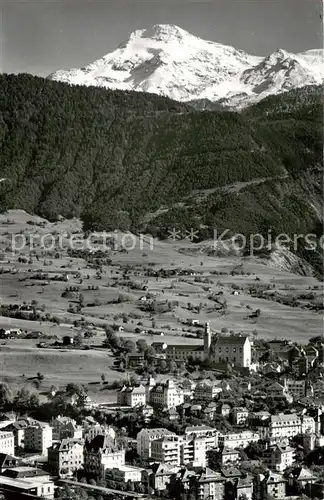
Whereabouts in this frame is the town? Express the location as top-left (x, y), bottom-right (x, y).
top-left (0, 212), bottom-right (323, 500)
top-left (0, 320), bottom-right (323, 499)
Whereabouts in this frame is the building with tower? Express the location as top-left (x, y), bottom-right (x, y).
top-left (164, 323), bottom-right (252, 368)
top-left (204, 322), bottom-right (211, 358)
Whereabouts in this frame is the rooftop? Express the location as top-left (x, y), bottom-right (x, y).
top-left (215, 335), bottom-right (249, 346)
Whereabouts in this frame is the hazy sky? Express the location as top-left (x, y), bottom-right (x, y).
top-left (1, 0), bottom-right (323, 76)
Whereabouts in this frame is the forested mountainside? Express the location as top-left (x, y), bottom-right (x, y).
top-left (0, 74), bottom-right (322, 271)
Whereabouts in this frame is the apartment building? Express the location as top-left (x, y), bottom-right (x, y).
top-left (181, 436), bottom-right (207, 467)
top-left (50, 416), bottom-right (83, 441)
top-left (218, 431), bottom-right (260, 449)
top-left (220, 447), bottom-right (241, 465)
top-left (185, 426), bottom-right (218, 449)
top-left (151, 436), bottom-right (181, 466)
top-left (194, 381), bottom-right (222, 402)
top-left (256, 413), bottom-right (315, 440)
top-left (83, 424), bottom-right (115, 442)
top-left (191, 468), bottom-right (226, 500)
top-left (254, 472), bottom-right (286, 500)
top-left (165, 344), bottom-right (204, 362)
top-left (106, 465), bottom-right (142, 484)
top-left (232, 407), bottom-right (249, 425)
top-left (3, 420), bottom-right (27, 448)
top-left (263, 443), bottom-right (295, 472)
top-left (48, 439), bottom-right (84, 477)
top-left (149, 380), bottom-right (184, 409)
top-left (0, 431), bottom-right (14, 456)
top-left (0, 467), bottom-right (54, 499)
top-left (24, 423), bottom-right (53, 455)
top-left (283, 379), bottom-right (306, 399)
top-left (137, 428), bottom-right (176, 459)
top-left (84, 434), bottom-right (125, 478)
top-left (117, 385), bottom-right (146, 407)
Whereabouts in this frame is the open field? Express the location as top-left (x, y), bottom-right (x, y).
top-left (0, 210), bottom-right (322, 396)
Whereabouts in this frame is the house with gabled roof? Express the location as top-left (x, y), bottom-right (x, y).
top-left (142, 462), bottom-right (177, 491)
top-left (0, 453), bottom-right (21, 473)
top-left (48, 438), bottom-right (84, 477)
top-left (190, 467), bottom-right (226, 500)
top-left (84, 434), bottom-right (125, 478)
top-left (117, 384), bottom-right (146, 407)
top-left (254, 471), bottom-right (286, 500)
top-left (286, 466), bottom-right (317, 489)
top-left (263, 443), bottom-right (295, 472)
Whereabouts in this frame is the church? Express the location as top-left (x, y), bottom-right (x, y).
top-left (165, 323), bottom-right (251, 368)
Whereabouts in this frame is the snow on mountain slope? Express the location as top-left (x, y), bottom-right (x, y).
top-left (48, 24), bottom-right (323, 109)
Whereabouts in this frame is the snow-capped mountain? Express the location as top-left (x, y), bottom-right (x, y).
top-left (48, 24), bottom-right (323, 109)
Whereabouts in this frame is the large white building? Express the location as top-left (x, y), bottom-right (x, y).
top-left (149, 380), bottom-right (184, 409)
top-left (117, 385), bottom-right (146, 407)
top-left (138, 426), bottom-right (218, 467)
top-left (0, 431), bottom-right (15, 456)
top-left (150, 434), bottom-right (212, 468)
top-left (84, 434), bottom-right (125, 478)
top-left (218, 431), bottom-right (260, 449)
top-left (165, 324), bottom-right (252, 368)
top-left (151, 436), bottom-right (181, 467)
top-left (181, 436), bottom-right (208, 467)
top-left (116, 378), bottom-right (184, 410)
top-left (83, 424), bottom-right (115, 442)
top-left (106, 465), bottom-right (142, 484)
top-left (211, 335), bottom-right (251, 367)
top-left (256, 413), bottom-right (315, 440)
top-left (48, 439), bottom-right (84, 477)
top-left (185, 426), bottom-right (218, 450)
top-left (263, 443), bottom-right (295, 472)
top-left (137, 428), bottom-right (176, 459)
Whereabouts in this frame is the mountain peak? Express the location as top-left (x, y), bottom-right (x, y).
top-left (138, 24), bottom-right (190, 42)
top-left (48, 25), bottom-right (324, 109)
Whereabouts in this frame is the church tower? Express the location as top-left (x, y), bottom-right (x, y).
top-left (204, 322), bottom-right (211, 359)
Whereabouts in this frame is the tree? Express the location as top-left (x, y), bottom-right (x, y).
top-left (136, 339), bottom-right (148, 352)
top-left (159, 359), bottom-right (167, 371)
top-left (74, 332), bottom-right (83, 347)
top-left (126, 480), bottom-right (134, 492)
top-left (167, 360), bottom-right (177, 373)
top-left (145, 345), bottom-right (156, 359)
top-left (0, 383), bottom-right (13, 408)
top-left (14, 388), bottom-right (39, 411)
top-left (123, 340), bottom-right (136, 353)
top-left (135, 483), bottom-right (145, 494)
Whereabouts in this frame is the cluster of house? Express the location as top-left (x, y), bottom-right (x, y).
top-left (0, 400), bottom-right (322, 500)
top-left (114, 374), bottom-right (318, 425)
top-left (0, 330), bottom-right (322, 499)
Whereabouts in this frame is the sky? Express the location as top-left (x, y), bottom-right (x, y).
top-left (0, 0), bottom-right (323, 76)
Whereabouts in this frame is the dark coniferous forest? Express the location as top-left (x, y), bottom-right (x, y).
top-left (0, 74), bottom-right (322, 270)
